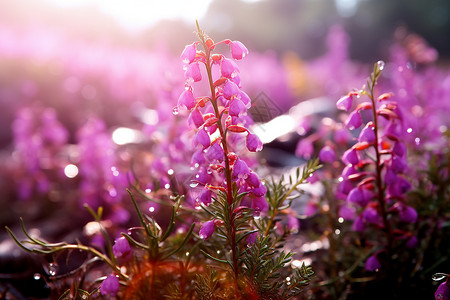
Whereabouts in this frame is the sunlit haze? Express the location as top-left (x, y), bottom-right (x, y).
top-left (44, 0), bottom-right (215, 32)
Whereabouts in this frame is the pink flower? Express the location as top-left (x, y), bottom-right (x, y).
top-left (205, 142), bottom-right (224, 162)
top-left (399, 205), bottom-right (418, 223)
top-left (358, 122), bottom-right (376, 144)
top-left (194, 128), bottom-right (210, 149)
top-left (435, 282), bottom-right (449, 300)
top-left (365, 255), bottom-right (381, 272)
top-left (184, 62), bottom-right (202, 83)
top-left (199, 219), bottom-right (215, 239)
top-left (177, 89), bottom-right (195, 110)
top-left (112, 237), bottom-right (131, 258)
top-left (221, 58), bottom-right (239, 78)
top-left (246, 232), bottom-right (258, 246)
top-left (246, 133), bottom-right (263, 152)
top-left (223, 80), bottom-right (240, 100)
top-left (345, 110), bottom-right (362, 130)
top-left (319, 146), bottom-right (336, 163)
top-left (336, 94), bottom-right (353, 111)
top-left (188, 108), bottom-right (204, 128)
top-left (181, 42), bottom-right (196, 64)
top-left (246, 172), bottom-right (261, 188)
top-left (342, 148), bottom-right (359, 165)
top-left (251, 196), bottom-right (268, 212)
top-left (230, 41), bottom-right (248, 60)
top-left (347, 186), bottom-right (373, 206)
top-left (232, 159), bottom-right (251, 180)
top-left (295, 138), bottom-right (314, 159)
top-left (229, 99), bottom-right (247, 117)
top-left (197, 189), bottom-right (213, 206)
top-left (100, 274), bottom-right (119, 296)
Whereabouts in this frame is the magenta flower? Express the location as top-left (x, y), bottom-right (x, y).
top-left (100, 274), bottom-right (120, 296)
top-left (205, 142), bottom-right (224, 162)
top-left (184, 62), bottom-right (202, 83)
top-left (336, 94), bottom-right (353, 111)
top-left (246, 133), bottom-right (263, 152)
top-left (399, 205), bottom-right (418, 223)
top-left (223, 80), bottom-right (240, 100)
top-left (339, 204), bottom-right (356, 220)
top-left (240, 91), bottom-right (252, 108)
top-left (199, 219), bottom-right (215, 239)
top-left (362, 206), bottom-right (381, 225)
top-left (358, 122), bottom-right (376, 144)
top-left (365, 255), bottom-right (381, 272)
top-left (229, 99), bottom-right (247, 117)
top-left (197, 189), bottom-right (213, 206)
top-left (112, 237), bottom-right (131, 258)
top-left (295, 138), bottom-right (314, 159)
top-left (194, 128), bottom-right (210, 149)
top-left (230, 41), bottom-right (248, 60)
top-left (178, 89), bottom-right (196, 110)
top-left (232, 158), bottom-right (251, 180)
top-left (342, 148), bottom-right (359, 165)
top-left (188, 108), bottom-right (204, 128)
top-left (435, 282), bottom-right (450, 300)
top-left (246, 232), bottom-right (258, 246)
top-left (181, 42), bottom-right (196, 64)
top-left (246, 172), bottom-right (261, 188)
top-left (221, 58), bottom-right (239, 78)
top-left (347, 186), bottom-right (373, 206)
top-left (319, 146), bottom-right (336, 163)
top-left (345, 110), bottom-right (362, 130)
top-left (251, 196), bottom-right (268, 212)
top-left (352, 215), bottom-right (365, 232)
top-left (406, 235), bottom-right (418, 249)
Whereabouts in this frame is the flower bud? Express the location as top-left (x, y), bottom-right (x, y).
top-left (246, 133), bottom-right (263, 152)
top-left (365, 255), bottom-right (381, 272)
top-left (230, 41), bottom-right (248, 60)
top-left (100, 274), bottom-right (120, 296)
top-left (199, 219), bottom-right (215, 240)
top-left (181, 42), bottom-right (196, 64)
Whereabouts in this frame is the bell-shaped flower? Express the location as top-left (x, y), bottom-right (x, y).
top-left (100, 274), bottom-right (120, 296)
top-left (194, 128), bottom-right (210, 149)
top-left (221, 58), bottom-right (239, 78)
top-left (232, 158), bottom-right (251, 180)
top-left (205, 142), bottom-right (224, 162)
top-left (295, 138), bottom-right (314, 159)
top-left (358, 122), bottom-right (376, 144)
top-left (435, 282), bottom-right (449, 300)
top-left (252, 196), bottom-right (268, 212)
top-left (342, 164), bottom-right (357, 178)
top-left (406, 235), bottom-right (418, 249)
top-left (240, 91), bottom-right (252, 108)
top-left (365, 255), bottom-right (381, 272)
top-left (250, 183), bottom-right (267, 197)
top-left (334, 127), bottom-right (352, 144)
top-left (246, 172), bottom-right (261, 188)
top-left (393, 141), bottom-right (406, 157)
top-left (199, 219), bottom-right (215, 240)
top-left (246, 133), bottom-right (263, 152)
top-left (345, 110), bottom-right (362, 130)
top-left (177, 89), bottom-right (195, 110)
top-left (184, 62), bottom-right (202, 83)
top-left (342, 148), bottom-right (359, 165)
top-left (197, 189), bottom-right (213, 206)
top-left (191, 149), bottom-right (206, 166)
top-left (352, 215), bottom-right (365, 232)
top-left (362, 206), bottom-right (381, 225)
top-left (230, 41), bottom-right (249, 60)
top-left (223, 80), bottom-right (240, 100)
top-left (339, 204), bottom-right (356, 220)
top-left (188, 108), bottom-right (204, 128)
top-left (246, 232), bottom-right (258, 246)
top-left (386, 175), bottom-right (411, 197)
top-left (181, 43), bottom-right (196, 64)
top-left (319, 146), bottom-right (336, 163)
top-left (347, 186), bottom-right (373, 206)
top-left (112, 237), bottom-right (131, 259)
top-left (336, 94), bottom-right (353, 111)
top-left (229, 98), bottom-right (247, 117)
top-left (390, 156), bottom-right (407, 173)
top-left (399, 205), bottom-right (418, 223)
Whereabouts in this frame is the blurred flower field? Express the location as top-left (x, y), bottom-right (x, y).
top-left (1, 1), bottom-right (449, 299)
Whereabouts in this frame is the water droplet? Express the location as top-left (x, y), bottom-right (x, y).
top-left (190, 182), bottom-right (199, 188)
top-left (48, 263), bottom-right (58, 276)
top-left (199, 233), bottom-right (206, 239)
top-left (81, 295), bottom-right (88, 299)
top-left (33, 273), bottom-right (41, 280)
top-left (432, 273), bottom-right (448, 281)
top-left (172, 107), bottom-right (179, 115)
top-left (377, 60), bottom-right (385, 71)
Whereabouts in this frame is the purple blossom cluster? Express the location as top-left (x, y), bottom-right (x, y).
top-left (176, 30), bottom-right (265, 239)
